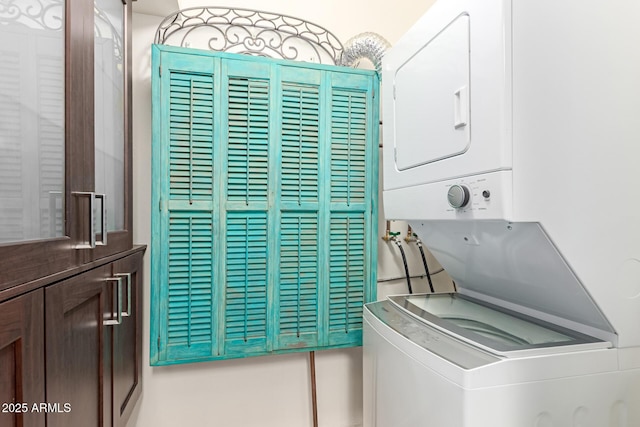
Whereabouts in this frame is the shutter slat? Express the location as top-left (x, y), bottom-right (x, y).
top-left (167, 212), bottom-right (214, 347)
top-left (278, 212), bottom-right (319, 342)
top-left (225, 212), bottom-right (268, 347)
top-left (226, 77), bottom-right (270, 204)
top-left (169, 71), bottom-right (214, 201)
top-left (280, 83), bottom-right (320, 204)
top-left (331, 89), bottom-right (368, 206)
top-left (329, 213), bottom-right (366, 334)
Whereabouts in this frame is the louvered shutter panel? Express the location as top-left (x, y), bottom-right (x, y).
top-left (222, 60), bottom-right (272, 355)
top-left (276, 67), bottom-right (322, 350)
top-left (328, 73), bottom-right (376, 346)
top-left (168, 72), bottom-right (215, 201)
top-left (330, 89), bottom-right (367, 206)
top-left (329, 213), bottom-right (366, 345)
top-left (278, 212), bottom-right (319, 348)
top-left (152, 46), bottom-right (378, 365)
top-left (166, 212), bottom-right (215, 360)
top-left (224, 213), bottom-right (269, 353)
top-left (152, 51), bottom-right (219, 363)
top-left (280, 70), bottom-right (320, 205)
top-left (226, 77), bottom-right (269, 203)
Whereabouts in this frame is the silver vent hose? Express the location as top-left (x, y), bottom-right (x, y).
top-left (339, 32), bottom-right (391, 73)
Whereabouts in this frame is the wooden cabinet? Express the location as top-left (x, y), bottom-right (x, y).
top-left (0, 1), bottom-right (140, 425)
top-left (46, 249), bottom-right (143, 427)
top-left (111, 254), bottom-right (143, 427)
top-left (0, 0), bottom-right (134, 292)
top-left (45, 265), bottom-right (111, 427)
top-left (0, 248), bottom-right (143, 427)
top-left (0, 290), bottom-right (45, 427)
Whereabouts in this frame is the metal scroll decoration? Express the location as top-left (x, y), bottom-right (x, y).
top-left (0, 0), bottom-right (63, 31)
top-left (95, 5), bottom-right (123, 62)
top-left (154, 7), bottom-right (344, 65)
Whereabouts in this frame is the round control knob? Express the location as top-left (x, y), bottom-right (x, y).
top-left (447, 185), bottom-right (470, 208)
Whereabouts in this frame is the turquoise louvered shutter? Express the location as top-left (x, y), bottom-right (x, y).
top-left (328, 73), bottom-right (375, 346)
top-left (221, 59), bottom-right (272, 355)
top-left (226, 73), bottom-right (270, 203)
top-left (280, 70), bottom-right (320, 205)
top-left (329, 213), bottom-right (366, 345)
top-left (224, 213), bottom-right (269, 354)
top-left (166, 213), bottom-right (214, 359)
top-left (278, 212), bottom-right (319, 348)
top-left (151, 45), bottom-right (378, 365)
top-left (276, 67), bottom-right (322, 350)
top-left (151, 49), bottom-right (220, 364)
top-left (330, 89), bottom-right (367, 205)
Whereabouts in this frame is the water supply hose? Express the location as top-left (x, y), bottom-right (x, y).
top-left (392, 236), bottom-right (412, 294)
top-left (416, 238), bottom-right (435, 293)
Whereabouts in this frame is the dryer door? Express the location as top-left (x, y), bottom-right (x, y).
top-left (394, 14), bottom-right (470, 171)
top-left (382, 0), bottom-right (512, 194)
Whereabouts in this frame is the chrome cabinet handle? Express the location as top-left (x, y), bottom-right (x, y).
top-left (73, 191), bottom-right (96, 249)
top-left (95, 193), bottom-right (107, 246)
top-left (72, 191), bottom-right (107, 249)
top-left (104, 276), bottom-right (123, 326)
top-left (115, 272), bottom-right (132, 317)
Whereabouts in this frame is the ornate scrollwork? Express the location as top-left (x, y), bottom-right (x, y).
top-left (94, 5), bottom-right (123, 62)
top-left (154, 7), bottom-right (344, 65)
top-left (0, 0), bottom-right (63, 31)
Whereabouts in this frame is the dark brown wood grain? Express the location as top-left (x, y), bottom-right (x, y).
top-left (0, 290), bottom-right (46, 427)
top-left (0, 0), bottom-right (134, 292)
top-left (45, 265), bottom-right (110, 427)
top-left (2, 2), bottom-right (140, 426)
top-left (112, 249), bottom-right (143, 427)
top-left (88, 0), bottom-right (134, 263)
top-left (43, 249), bottom-right (144, 427)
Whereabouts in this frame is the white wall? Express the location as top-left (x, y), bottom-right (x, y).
top-left (129, 2), bottom-right (446, 426)
top-left (176, 0), bottom-right (432, 46)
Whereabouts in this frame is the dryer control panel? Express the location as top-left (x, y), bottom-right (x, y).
top-left (384, 170), bottom-right (512, 221)
top-left (444, 177), bottom-right (495, 214)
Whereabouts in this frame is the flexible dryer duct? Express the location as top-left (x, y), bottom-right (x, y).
top-left (339, 32), bottom-right (391, 73)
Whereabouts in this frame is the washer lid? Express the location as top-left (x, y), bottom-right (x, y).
top-left (365, 300), bottom-right (500, 369)
top-left (409, 221), bottom-right (616, 344)
top-left (389, 293), bottom-right (610, 357)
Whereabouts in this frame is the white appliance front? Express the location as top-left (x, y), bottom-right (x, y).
top-left (393, 13), bottom-right (471, 171)
top-left (373, 0), bottom-right (640, 425)
top-left (383, 0), bottom-right (512, 193)
top-left (382, 0), bottom-right (640, 347)
top-left (363, 299), bottom-right (640, 427)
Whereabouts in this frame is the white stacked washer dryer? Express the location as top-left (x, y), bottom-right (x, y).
top-left (364, 0), bottom-right (640, 426)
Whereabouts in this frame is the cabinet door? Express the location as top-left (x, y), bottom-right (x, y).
top-left (90, 0), bottom-right (134, 261)
top-left (111, 251), bottom-right (143, 427)
top-left (0, 290), bottom-right (45, 427)
top-left (0, 0), bottom-right (134, 291)
top-left (45, 265), bottom-right (113, 427)
top-left (0, 0), bottom-right (86, 291)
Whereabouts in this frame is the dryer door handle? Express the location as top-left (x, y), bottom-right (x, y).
top-left (454, 86), bottom-right (469, 129)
